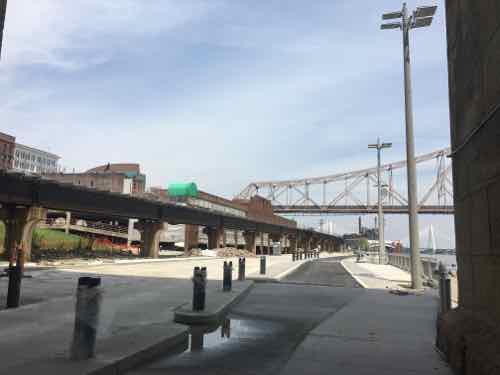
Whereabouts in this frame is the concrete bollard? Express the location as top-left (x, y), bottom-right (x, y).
top-left (70, 277), bottom-right (102, 360)
top-left (192, 267), bottom-right (207, 311)
top-left (260, 256), bottom-right (266, 275)
top-left (238, 257), bottom-right (246, 281)
top-left (223, 261), bottom-right (233, 292)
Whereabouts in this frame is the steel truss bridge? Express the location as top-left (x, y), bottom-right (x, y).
top-left (237, 148), bottom-right (454, 215)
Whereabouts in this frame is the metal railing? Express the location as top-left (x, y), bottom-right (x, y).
top-left (387, 253), bottom-right (439, 281)
top-left (40, 219), bottom-right (129, 235)
top-left (388, 253), bottom-right (456, 310)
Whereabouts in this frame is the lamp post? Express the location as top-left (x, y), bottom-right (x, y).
top-left (381, 3), bottom-right (437, 289)
top-left (369, 139), bottom-right (392, 264)
top-left (0, 0), bottom-right (7, 59)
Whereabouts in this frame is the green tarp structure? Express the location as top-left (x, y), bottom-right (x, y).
top-left (168, 182), bottom-right (198, 198)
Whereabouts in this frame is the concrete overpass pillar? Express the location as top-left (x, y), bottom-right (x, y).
top-left (267, 234), bottom-right (272, 255)
top-left (243, 231), bottom-right (256, 254)
top-left (127, 218), bottom-right (136, 248)
top-left (184, 224), bottom-right (199, 252)
top-left (233, 230), bottom-right (239, 248)
top-left (289, 236), bottom-right (297, 255)
top-left (206, 226), bottom-right (223, 250)
top-left (305, 236), bottom-right (312, 252)
top-left (140, 221), bottom-right (166, 258)
top-left (65, 212), bottom-right (71, 234)
top-left (0, 205), bottom-right (46, 261)
top-left (259, 232), bottom-right (265, 254)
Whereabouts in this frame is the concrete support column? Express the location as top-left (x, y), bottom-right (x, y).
top-left (243, 231), bottom-right (256, 254)
top-left (1, 205), bottom-right (46, 261)
top-left (206, 226), bottom-right (223, 250)
top-left (289, 236), bottom-right (297, 254)
top-left (305, 236), bottom-right (312, 252)
top-left (222, 230), bottom-right (227, 248)
top-left (140, 221), bottom-right (165, 258)
top-left (233, 231), bottom-right (239, 248)
top-left (65, 212), bottom-right (71, 234)
top-left (184, 224), bottom-right (199, 252)
top-left (260, 232), bottom-right (265, 254)
top-left (127, 219), bottom-right (137, 248)
top-left (267, 235), bottom-right (272, 255)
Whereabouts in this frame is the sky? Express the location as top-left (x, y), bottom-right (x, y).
top-left (0, 0), bottom-right (455, 247)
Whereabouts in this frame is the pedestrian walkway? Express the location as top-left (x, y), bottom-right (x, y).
top-left (280, 257), bottom-right (452, 375)
top-left (280, 287), bottom-right (453, 375)
top-left (341, 258), bottom-right (412, 289)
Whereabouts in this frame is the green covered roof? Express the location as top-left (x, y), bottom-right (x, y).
top-left (168, 182), bottom-right (198, 198)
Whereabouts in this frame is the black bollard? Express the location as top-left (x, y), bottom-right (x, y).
top-left (238, 258), bottom-right (246, 281)
top-left (6, 247), bottom-right (25, 309)
top-left (292, 253), bottom-right (296, 262)
top-left (6, 264), bottom-right (22, 309)
top-left (193, 267), bottom-right (206, 311)
top-left (223, 261), bottom-right (233, 292)
top-left (260, 256), bottom-right (266, 275)
top-left (70, 277), bottom-right (102, 360)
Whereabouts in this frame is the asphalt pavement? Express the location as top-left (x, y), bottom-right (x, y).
top-left (129, 257), bottom-right (365, 374)
top-left (129, 257), bottom-right (452, 375)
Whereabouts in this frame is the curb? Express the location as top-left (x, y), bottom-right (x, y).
top-left (340, 260), bottom-right (369, 289)
top-left (174, 281), bottom-right (254, 325)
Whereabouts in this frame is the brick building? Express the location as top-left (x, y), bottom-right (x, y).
top-left (45, 163), bottom-right (146, 194)
top-left (0, 131), bottom-right (15, 170)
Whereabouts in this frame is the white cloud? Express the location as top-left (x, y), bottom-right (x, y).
top-left (1, 0), bottom-right (215, 71)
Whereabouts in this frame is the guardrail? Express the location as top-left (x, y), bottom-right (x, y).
top-left (387, 253), bottom-right (439, 282)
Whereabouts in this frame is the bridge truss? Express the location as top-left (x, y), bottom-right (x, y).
top-left (236, 148), bottom-right (454, 215)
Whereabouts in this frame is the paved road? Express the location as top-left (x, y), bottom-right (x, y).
top-left (130, 257), bottom-right (365, 375)
top-left (282, 257), bottom-right (360, 287)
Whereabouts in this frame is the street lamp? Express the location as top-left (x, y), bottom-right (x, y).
top-left (368, 139), bottom-right (392, 265)
top-left (381, 3), bottom-right (437, 289)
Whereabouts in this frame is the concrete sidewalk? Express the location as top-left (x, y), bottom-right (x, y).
top-left (341, 258), bottom-right (412, 289)
top-left (280, 288), bottom-right (453, 375)
top-left (0, 253), bottom-right (311, 374)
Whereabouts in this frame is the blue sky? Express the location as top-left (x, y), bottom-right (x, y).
top-left (0, 0), bottom-right (454, 247)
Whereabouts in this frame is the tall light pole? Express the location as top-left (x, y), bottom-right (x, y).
top-left (0, 0), bottom-right (7, 59)
top-left (369, 139), bottom-right (392, 264)
top-left (381, 3), bottom-right (437, 289)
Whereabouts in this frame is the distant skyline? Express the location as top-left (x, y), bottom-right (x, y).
top-left (0, 0), bottom-right (454, 247)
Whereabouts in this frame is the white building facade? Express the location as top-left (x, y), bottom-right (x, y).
top-left (13, 143), bottom-right (60, 174)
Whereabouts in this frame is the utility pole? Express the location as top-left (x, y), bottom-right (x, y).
top-left (0, 0), bottom-right (7, 59)
top-left (381, 3), bottom-right (437, 289)
top-left (369, 138), bottom-right (392, 264)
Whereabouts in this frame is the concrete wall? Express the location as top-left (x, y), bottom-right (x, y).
top-left (438, 1), bottom-right (500, 373)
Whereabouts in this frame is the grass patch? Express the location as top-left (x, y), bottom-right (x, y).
top-left (33, 228), bottom-right (91, 251)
